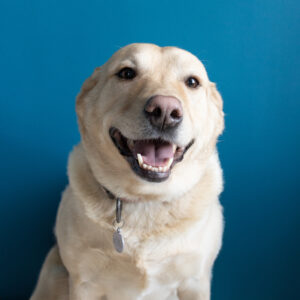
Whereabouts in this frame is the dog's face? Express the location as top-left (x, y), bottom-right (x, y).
top-left (76, 43), bottom-right (224, 201)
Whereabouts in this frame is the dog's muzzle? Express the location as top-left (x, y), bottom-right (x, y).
top-left (109, 95), bottom-right (194, 182)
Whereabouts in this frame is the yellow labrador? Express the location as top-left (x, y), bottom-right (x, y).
top-left (31, 43), bottom-right (224, 300)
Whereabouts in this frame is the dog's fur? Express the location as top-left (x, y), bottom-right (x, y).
top-left (31, 43), bottom-right (224, 300)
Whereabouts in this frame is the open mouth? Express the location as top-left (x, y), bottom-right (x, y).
top-left (109, 127), bottom-right (194, 182)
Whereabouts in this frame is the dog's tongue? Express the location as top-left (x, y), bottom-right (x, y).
top-left (134, 140), bottom-right (174, 166)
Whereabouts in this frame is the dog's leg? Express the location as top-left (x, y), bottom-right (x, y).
top-left (69, 276), bottom-right (90, 300)
top-left (69, 275), bottom-right (106, 300)
top-left (177, 276), bottom-right (211, 300)
top-left (30, 245), bottom-right (69, 300)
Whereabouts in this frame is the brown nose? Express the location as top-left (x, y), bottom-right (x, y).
top-left (144, 95), bottom-right (183, 130)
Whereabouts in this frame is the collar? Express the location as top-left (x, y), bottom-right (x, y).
top-left (100, 184), bottom-right (125, 253)
top-left (100, 185), bottom-right (129, 202)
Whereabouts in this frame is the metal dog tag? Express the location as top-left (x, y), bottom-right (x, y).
top-left (113, 228), bottom-right (124, 253)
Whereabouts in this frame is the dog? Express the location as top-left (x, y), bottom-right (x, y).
top-left (30, 43), bottom-right (225, 300)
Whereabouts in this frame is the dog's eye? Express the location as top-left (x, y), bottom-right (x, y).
top-left (185, 77), bottom-right (200, 89)
top-left (116, 67), bottom-right (136, 80)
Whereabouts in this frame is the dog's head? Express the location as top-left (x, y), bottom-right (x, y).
top-left (76, 43), bottom-right (224, 201)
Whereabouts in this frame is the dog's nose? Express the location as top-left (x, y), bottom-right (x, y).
top-left (144, 95), bottom-right (183, 130)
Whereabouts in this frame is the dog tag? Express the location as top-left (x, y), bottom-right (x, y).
top-left (113, 228), bottom-right (124, 253)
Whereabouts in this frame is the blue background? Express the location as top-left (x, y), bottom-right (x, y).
top-left (1, 0), bottom-right (299, 299)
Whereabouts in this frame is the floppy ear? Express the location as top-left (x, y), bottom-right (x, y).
top-left (208, 82), bottom-right (225, 136)
top-left (209, 82), bottom-right (223, 111)
top-left (76, 67), bottom-right (101, 121)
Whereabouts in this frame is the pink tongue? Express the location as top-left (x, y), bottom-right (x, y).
top-left (134, 140), bottom-right (174, 166)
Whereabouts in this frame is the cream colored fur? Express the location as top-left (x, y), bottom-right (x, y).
top-left (31, 43), bottom-right (225, 300)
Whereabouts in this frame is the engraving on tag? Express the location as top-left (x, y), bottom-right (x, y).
top-left (113, 228), bottom-right (124, 253)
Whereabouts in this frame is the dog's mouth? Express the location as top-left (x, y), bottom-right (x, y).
top-left (109, 127), bottom-right (194, 182)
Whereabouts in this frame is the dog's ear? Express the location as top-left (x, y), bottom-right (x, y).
top-left (209, 82), bottom-right (223, 111)
top-left (76, 67), bottom-right (101, 120)
top-left (208, 82), bottom-right (225, 136)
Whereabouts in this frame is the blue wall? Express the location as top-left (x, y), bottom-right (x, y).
top-left (1, 0), bottom-right (299, 299)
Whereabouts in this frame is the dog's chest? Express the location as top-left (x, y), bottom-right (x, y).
top-left (120, 222), bottom-right (203, 283)
top-left (135, 251), bottom-right (201, 299)
top-left (137, 250), bottom-right (201, 289)
top-left (80, 245), bottom-right (201, 299)
top-left (77, 226), bottom-right (203, 299)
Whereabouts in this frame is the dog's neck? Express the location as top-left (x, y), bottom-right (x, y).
top-left (100, 184), bottom-right (129, 202)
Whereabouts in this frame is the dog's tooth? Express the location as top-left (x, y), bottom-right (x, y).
top-left (162, 166), bottom-right (168, 172)
top-left (172, 144), bottom-right (177, 153)
top-left (141, 163), bottom-right (162, 172)
top-left (137, 153), bottom-right (143, 166)
top-left (167, 157), bottom-right (173, 168)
